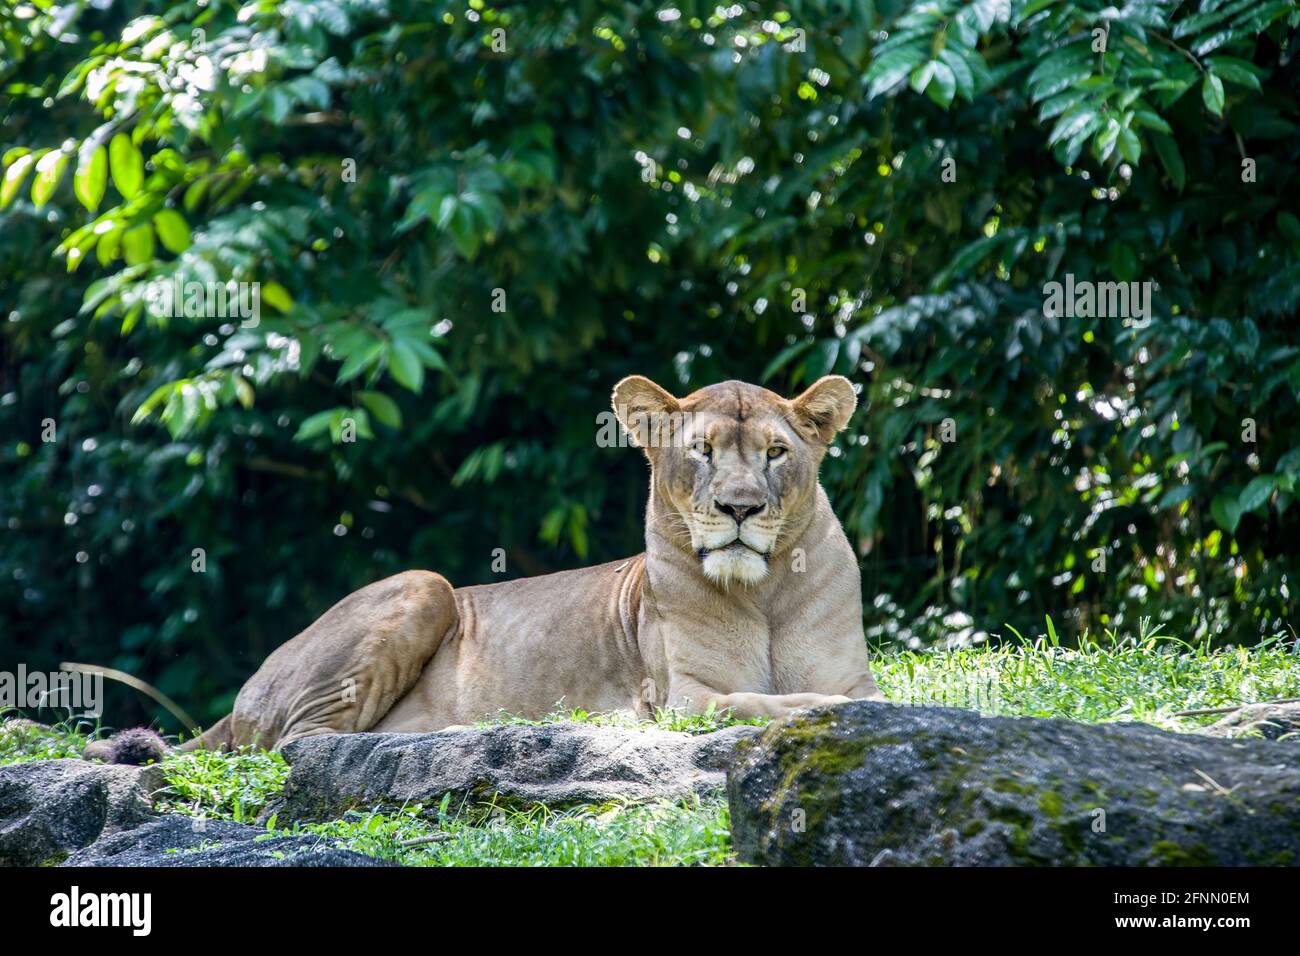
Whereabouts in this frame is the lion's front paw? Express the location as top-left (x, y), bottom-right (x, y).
top-left (784, 693), bottom-right (852, 714)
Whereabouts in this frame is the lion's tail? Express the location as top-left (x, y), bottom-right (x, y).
top-left (81, 714), bottom-right (231, 763)
top-left (177, 713), bottom-right (234, 753)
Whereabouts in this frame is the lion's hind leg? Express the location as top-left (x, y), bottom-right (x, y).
top-left (229, 571), bottom-right (458, 750)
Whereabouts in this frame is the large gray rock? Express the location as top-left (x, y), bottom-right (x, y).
top-left (0, 759), bottom-right (162, 866)
top-left (64, 814), bottom-right (394, 867)
top-left (727, 701), bottom-right (1300, 866)
top-left (271, 723), bottom-right (763, 823)
top-left (0, 758), bottom-right (392, 867)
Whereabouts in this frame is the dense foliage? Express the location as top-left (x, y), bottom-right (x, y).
top-left (3, 0), bottom-right (1298, 727)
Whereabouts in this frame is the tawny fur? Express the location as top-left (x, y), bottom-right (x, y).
top-left (184, 375), bottom-right (884, 752)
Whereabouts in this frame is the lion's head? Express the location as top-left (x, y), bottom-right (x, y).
top-left (612, 375), bottom-right (857, 587)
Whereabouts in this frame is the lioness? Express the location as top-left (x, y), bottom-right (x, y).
top-left (181, 375), bottom-right (883, 752)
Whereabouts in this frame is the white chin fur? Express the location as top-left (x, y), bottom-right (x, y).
top-left (701, 546), bottom-right (769, 586)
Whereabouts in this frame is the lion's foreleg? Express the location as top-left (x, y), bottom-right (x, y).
top-left (670, 684), bottom-right (851, 721)
top-left (845, 672), bottom-right (886, 702)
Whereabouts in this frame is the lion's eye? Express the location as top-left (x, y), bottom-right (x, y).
top-left (766, 446), bottom-right (786, 460)
top-left (692, 440), bottom-right (712, 458)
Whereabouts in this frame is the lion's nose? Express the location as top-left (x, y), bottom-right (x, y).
top-left (715, 499), bottom-right (766, 523)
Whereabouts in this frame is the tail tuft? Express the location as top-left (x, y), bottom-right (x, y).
top-left (105, 727), bottom-right (169, 765)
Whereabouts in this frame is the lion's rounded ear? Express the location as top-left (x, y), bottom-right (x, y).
top-left (790, 375), bottom-right (857, 443)
top-left (612, 376), bottom-right (680, 448)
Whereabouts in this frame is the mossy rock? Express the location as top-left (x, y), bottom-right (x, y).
top-left (727, 701), bottom-right (1300, 866)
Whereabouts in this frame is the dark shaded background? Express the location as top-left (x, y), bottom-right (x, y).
top-left (3, 1), bottom-right (1298, 730)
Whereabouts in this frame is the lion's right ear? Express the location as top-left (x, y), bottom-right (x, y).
top-left (612, 376), bottom-right (680, 448)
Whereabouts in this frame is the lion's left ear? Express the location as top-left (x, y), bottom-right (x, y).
top-left (790, 375), bottom-right (857, 443)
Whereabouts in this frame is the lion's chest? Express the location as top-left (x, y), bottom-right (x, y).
top-left (655, 613), bottom-right (826, 696)
top-left (715, 627), bottom-right (831, 695)
top-left (767, 626), bottom-right (841, 693)
top-left (642, 549), bottom-right (852, 699)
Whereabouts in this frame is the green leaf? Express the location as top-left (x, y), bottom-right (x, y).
top-left (65, 229), bottom-right (97, 273)
top-left (131, 382), bottom-right (174, 425)
top-left (909, 61), bottom-right (936, 95)
top-left (294, 409), bottom-right (336, 442)
top-left (1049, 105), bottom-right (1100, 148)
top-left (539, 504), bottom-right (566, 540)
top-left (183, 179), bottom-right (209, 213)
top-left (1239, 475), bottom-right (1276, 512)
top-left (233, 375), bottom-right (255, 410)
top-left (1116, 127), bottom-right (1141, 165)
top-left (402, 337), bottom-right (449, 373)
top-left (1274, 448), bottom-right (1300, 474)
top-left (121, 304), bottom-right (144, 335)
top-left (1158, 484), bottom-right (1195, 509)
top-left (153, 209), bottom-right (192, 253)
top-left (1, 152), bottom-right (37, 208)
top-left (1201, 73), bottom-right (1225, 117)
top-left (1058, 112), bottom-right (1104, 165)
top-left (568, 505), bottom-right (589, 559)
top-left (388, 339), bottom-right (425, 393)
top-left (446, 201), bottom-right (482, 259)
top-left (261, 281), bottom-right (293, 313)
top-left (1131, 110), bottom-right (1171, 134)
top-left (335, 408), bottom-right (373, 442)
top-left (31, 150), bottom-right (71, 207)
top-left (865, 45), bottom-right (927, 99)
top-left (357, 390), bottom-right (402, 429)
top-left (109, 133), bottom-right (144, 199)
top-left (335, 337), bottom-right (385, 383)
top-left (1174, 0), bottom-right (1255, 40)
top-left (95, 226), bottom-right (123, 265)
top-left (265, 87), bottom-right (293, 125)
top-left (807, 338), bottom-right (840, 378)
top-left (926, 60), bottom-right (957, 108)
top-left (73, 144), bottom-right (107, 212)
top-left (1206, 57), bottom-right (1263, 90)
top-left (1038, 90), bottom-right (1088, 122)
top-left (1028, 50), bottom-right (1092, 101)
top-left (122, 223), bottom-right (155, 265)
top-left (1210, 492), bottom-right (1242, 534)
top-left (937, 48), bottom-right (975, 100)
top-left (1094, 121), bottom-right (1120, 162)
top-left (761, 339), bottom-right (814, 382)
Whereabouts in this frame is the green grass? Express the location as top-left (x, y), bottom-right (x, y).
top-left (154, 747), bottom-right (289, 824)
top-left (283, 794), bottom-right (734, 867)
top-left (0, 711), bottom-right (99, 763)
top-left (4, 623), bottom-right (1298, 866)
top-left (874, 619), bottom-right (1300, 731)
